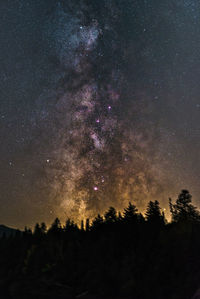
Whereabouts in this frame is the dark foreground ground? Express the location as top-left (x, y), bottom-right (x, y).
top-left (1, 191), bottom-right (200, 299)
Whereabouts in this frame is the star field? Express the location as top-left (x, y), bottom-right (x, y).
top-left (0, 0), bottom-right (200, 228)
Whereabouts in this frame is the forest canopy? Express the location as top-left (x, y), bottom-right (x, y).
top-left (0, 190), bottom-right (200, 299)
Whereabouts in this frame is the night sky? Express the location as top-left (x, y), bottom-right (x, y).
top-left (0, 0), bottom-right (200, 229)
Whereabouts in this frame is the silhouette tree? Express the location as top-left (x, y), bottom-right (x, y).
top-left (65, 218), bottom-right (78, 232)
top-left (48, 218), bottom-right (61, 235)
top-left (34, 223), bottom-right (40, 234)
top-left (169, 189), bottom-right (200, 222)
top-left (40, 222), bottom-right (47, 234)
top-left (33, 223), bottom-right (43, 240)
top-left (86, 218), bottom-right (90, 232)
top-left (92, 214), bottom-right (104, 230)
top-left (24, 226), bottom-right (32, 236)
top-left (104, 207), bottom-right (117, 224)
top-left (123, 202), bottom-right (138, 223)
top-left (145, 200), bottom-right (165, 225)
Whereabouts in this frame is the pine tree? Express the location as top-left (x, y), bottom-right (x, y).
top-left (123, 202), bottom-right (138, 222)
top-left (169, 190), bottom-right (200, 222)
top-left (145, 200), bottom-right (165, 225)
top-left (104, 207), bottom-right (117, 223)
top-left (49, 218), bottom-right (61, 234)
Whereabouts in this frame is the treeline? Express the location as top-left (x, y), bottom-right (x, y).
top-left (0, 190), bottom-right (200, 299)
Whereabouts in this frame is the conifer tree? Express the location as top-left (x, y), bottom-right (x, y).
top-left (145, 200), bottom-right (165, 225)
top-left (123, 202), bottom-right (138, 222)
top-left (169, 190), bottom-right (200, 222)
top-left (104, 207), bottom-right (117, 223)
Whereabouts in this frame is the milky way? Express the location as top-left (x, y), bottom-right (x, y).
top-left (0, 0), bottom-right (200, 228)
top-left (35, 1), bottom-right (164, 222)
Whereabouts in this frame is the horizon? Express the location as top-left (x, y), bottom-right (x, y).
top-left (1, 188), bottom-right (195, 230)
